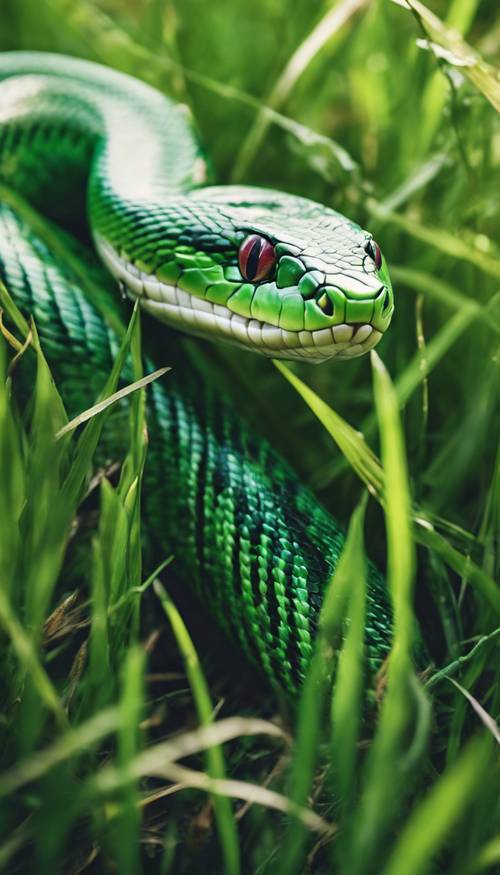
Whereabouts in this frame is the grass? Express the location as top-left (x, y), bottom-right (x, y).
top-left (0, 0), bottom-right (499, 873)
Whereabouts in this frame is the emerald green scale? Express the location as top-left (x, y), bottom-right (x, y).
top-left (0, 200), bottom-right (392, 693)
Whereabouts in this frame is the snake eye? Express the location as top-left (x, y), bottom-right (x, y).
top-left (364, 238), bottom-right (382, 270)
top-left (238, 234), bottom-right (276, 282)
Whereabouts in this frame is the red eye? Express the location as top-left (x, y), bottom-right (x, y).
top-left (365, 239), bottom-right (382, 270)
top-left (238, 234), bottom-right (276, 282)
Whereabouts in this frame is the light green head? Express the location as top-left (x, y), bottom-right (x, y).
top-left (98, 186), bottom-right (394, 363)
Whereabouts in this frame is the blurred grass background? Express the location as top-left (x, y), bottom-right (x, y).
top-left (0, 1), bottom-right (499, 873)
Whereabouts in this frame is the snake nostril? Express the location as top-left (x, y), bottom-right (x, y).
top-left (316, 290), bottom-right (334, 317)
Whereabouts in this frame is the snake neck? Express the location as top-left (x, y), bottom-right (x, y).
top-left (0, 51), bottom-right (207, 238)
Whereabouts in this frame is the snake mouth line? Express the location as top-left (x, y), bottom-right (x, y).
top-left (96, 236), bottom-right (383, 363)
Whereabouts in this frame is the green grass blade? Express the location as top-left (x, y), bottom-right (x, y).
top-left (0, 588), bottom-right (68, 732)
top-left (60, 301), bottom-right (140, 509)
top-left (379, 735), bottom-right (493, 875)
top-left (154, 581), bottom-right (241, 875)
top-left (277, 496), bottom-right (369, 875)
top-left (273, 359), bottom-right (384, 498)
top-left (367, 198), bottom-right (500, 280)
top-left (344, 351), bottom-right (428, 873)
top-left (0, 340), bottom-right (24, 603)
top-left (330, 497), bottom-right (367, 810)
top-left (55, 367), bottom-right (168, 439)
top-left (414, 522), bottom-right (500, 616)
top-left (371, 351), bottom-right (415, 654)
top-left (111, 646), bottom-right (145, 875)
top-left (84, 536), bottom-right (112, 713)
top-left (275, 360), bottom-right (500, 616)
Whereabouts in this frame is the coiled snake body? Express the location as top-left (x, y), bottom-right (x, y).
top-left (0, 53), bottom-right (394, 693)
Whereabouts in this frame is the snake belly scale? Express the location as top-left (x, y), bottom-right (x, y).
top-left (0, 52), bottom-right (393, 693)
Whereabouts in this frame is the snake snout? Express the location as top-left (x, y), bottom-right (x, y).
top-left (370, 283), bottom-right (394, 333)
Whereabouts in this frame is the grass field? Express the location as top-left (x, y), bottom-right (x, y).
top-left (0, 1), bottom-right (499, 873)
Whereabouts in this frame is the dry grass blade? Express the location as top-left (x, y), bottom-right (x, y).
top-left (140, 762), bottom-right (332, 836)
top-left (395, 0), bottom-right (500, 111)
top-left (88, 716), bottom-right (327, 836)
top-left (447, 679), bottom-right (500, 744)
top-left (0, 307), bottom-right (30, 352)
top-left (88, 717), bottom-right (298, 832)
top-left (92, 716), bottom-right (288, 789)
top-left (0, 707), bottom-right (120, 796)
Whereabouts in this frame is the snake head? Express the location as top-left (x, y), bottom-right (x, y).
top-left (97, 186), bottom-right (394, 363)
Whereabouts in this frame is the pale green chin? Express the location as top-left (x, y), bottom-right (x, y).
top-left (96, 235), bottom-right (386, 364)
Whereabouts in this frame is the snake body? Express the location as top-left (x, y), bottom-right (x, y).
top-left (0, 53), bottom-right (393, 692)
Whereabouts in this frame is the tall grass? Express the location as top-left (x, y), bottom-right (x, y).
top-left (1, 0), bottom-right (499, 873)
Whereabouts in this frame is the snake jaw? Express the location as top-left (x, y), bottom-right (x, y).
top-left (96, 234), bottom-right (386, 363)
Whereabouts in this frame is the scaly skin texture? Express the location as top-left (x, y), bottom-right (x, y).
top-left (0, 53), bottom-right (394, 363)
top-left (0, 53), bottom-right (394, 693)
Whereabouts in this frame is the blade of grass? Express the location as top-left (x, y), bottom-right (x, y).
top-left (330, 496), bottom-right (367, 804)
top-left (94, 715), bottom-right (288, 771)
top-left (330, 497), bottom-right (368, 871)
top-left (21, 318), bottom-right (69, 635)
top-left (367, 198), bottom-right (500, 280)
top-left (118, 314), bottom-right (149, 636)
top-left (55, 367), bottom-right (168, 438)
top-left (425, 627), bottom-right (500, 689)
top-left (275, 360), bottom-right (500, 616)
top-left (379, 735), bottom-right (493, 875)
top-left (232, 0), bottom-right (368, 180)
top-left (112, 646), bottom-right (145, 875)
top-left (397, 0), bottom-right (500, 111)
top-left (273, 359), bottom-right (384, 498)
top-left (0, 340), bottom-right (24, 603)
top-left (465, 836), bottom-right (500, 874)
top-left (85, 717), bottom-right (330, 834)
top-left (407, 0), bottom-right (483, 153)
top-left (60, 301), bottom-right (139, 508)
top-left (0, 707), bottom-right (120, 796)
top-left (371, 350), bottom-right (417, 639)
top-left (84, 535), bottom-right (112, 713)
top-left (413, 521), bottom-right (500, 616)
top-left (277, 496), bottom-right (368, 875)
top-left (390, 266), bottom-right (499, 323)
top-left (447, 678), bottom-right (500, 744)
top-left (345, 351), bottom-right (426, 874)
top-left (0, 590), bottom-right (69, 733)
top-left (132, 761), bottom-right (332, 836)
top-left (154, 581), bottom-right (241, 875)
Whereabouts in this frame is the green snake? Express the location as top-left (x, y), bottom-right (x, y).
top-left (0, 52), bottom-right (394, 693)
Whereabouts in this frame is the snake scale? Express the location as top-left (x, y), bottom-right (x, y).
top-left (0, 53), bottom-right (394, 694)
